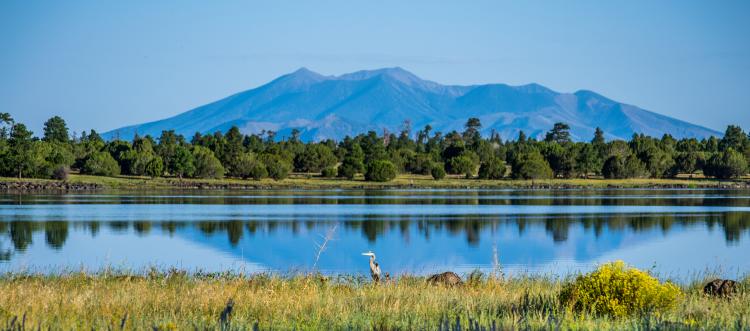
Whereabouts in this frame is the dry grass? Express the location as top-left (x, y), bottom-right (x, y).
top-left (0, 271), bottom-right (748, 330)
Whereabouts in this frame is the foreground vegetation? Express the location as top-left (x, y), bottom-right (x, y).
top-left (1, 113), bottom-right (749, 186)
top-left (0, 265), bottom-right (747, 330)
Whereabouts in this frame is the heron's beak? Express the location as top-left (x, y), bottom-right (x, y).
top-left (361, 252), bottom-right (374, 256)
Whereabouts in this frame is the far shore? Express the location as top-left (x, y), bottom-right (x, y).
top-left (0, 173), bottom-right (748, 192)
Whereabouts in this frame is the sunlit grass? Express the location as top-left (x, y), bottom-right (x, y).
top-left (0, 270), bottom-right (747, 330)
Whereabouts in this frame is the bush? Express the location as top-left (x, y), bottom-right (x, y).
top-left (321, 167), bottom-right (337, 178)
top-left (511, 150), bottom-right (553, 179)
top-left (602, 154), bottom-right (648, 179)
top-left (478, 158), bottom-right (506, 179)
top-left (82, 151), bottom-right (121, 177)
top-left (192, 146), bottom-right (224, 179)
top-left (249, 163), bottom-right (268, 180)
top-left (263, 154), bottom-right (292, 181)
top-left (365, 160), bottom-right (397, 182)
top-left (431, 164), bottom-right (446, 180)
top-left (446, 151), bottom-right (479, 176)
top-left (52, 166), bottom-right (70, 180)
top-left (704, 148), bottom-right (747, 179)
top-left (559, 261), bottom-right (682, 318)
top-left (144, 157), bottom-right (164, 178)
top-left (338, 156), bottom-right (363, 179)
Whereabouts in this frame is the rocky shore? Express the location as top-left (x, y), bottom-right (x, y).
top-left (0, 181), bottom-right (103, 191)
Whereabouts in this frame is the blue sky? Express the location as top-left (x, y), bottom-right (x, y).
top-left (1, 0), bottom-right (748, 135)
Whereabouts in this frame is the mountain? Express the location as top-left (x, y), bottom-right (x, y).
top-left (103, 67), bottom-right (721, 142)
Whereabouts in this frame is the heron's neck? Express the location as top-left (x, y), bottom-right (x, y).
top-left (369, 255), bottom-right (376, 266)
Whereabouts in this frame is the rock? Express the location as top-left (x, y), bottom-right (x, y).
top-left (703, 279), bottom-right (737, 297)
top-left (427, 271), bottom-right (463, 286)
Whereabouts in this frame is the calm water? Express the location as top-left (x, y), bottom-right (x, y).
top-left (1, 189), bottom-right (749, 280)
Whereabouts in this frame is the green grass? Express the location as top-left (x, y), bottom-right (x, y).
top-left (0, 270), bottom-right (747, 330)
top-left (2, 173), bottom-right (748, 191)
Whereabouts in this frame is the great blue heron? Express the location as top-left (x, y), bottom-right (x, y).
top-left (361, 251), bottom-right (381, 283)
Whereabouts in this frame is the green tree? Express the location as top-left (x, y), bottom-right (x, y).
top-left (338, 144), bottom-right (365, 179)
top-left (478, 157), bottom-right (506, 179)
top-left (365, 160), bottom-right (397, 182)
top-left (431, 163), bottom-right (446, 180)
top-left (262, 154), bottom-right (292, 180)
top-left (232, 152), bottom-right (262, 179)
top-left (294, 143), bottom-right (337, 173)
top-left (544, 122), bottom-right (572, 144)
top-left (463, 117), bottom-right (482, 148)
top-left (82, 151), bottom-right (121, 176)
top-left (8, 123), bottom-right (34, 178)
top-left (542, 142), bottom-right (574, 178)
top-left (511, 150), bottom-right (553, 179)
top-left (674, 151), bottom-right (699, 177)
top-left (446, 151), bottom-right (479, 176)
top-left (574, 143), bottom-right (600, 178)
top-left (144, 157), bottom-right (164, 178)
top-left (156, 130), bottom-right (185, 175)
top-left (192, 146), bottom-right (224, 179)
top-left (602, 154), bottom-right (648, 179)
top-left (704, 148), bottom-right (747, 179)
top-left (42, 116), bottom-right (69, 143)
top-left (171, 145), bottom-right (195, 178)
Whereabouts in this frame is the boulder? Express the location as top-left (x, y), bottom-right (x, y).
top-left (427, 271), bottom-right (463, 286)
top-left (703, 279), bottom-right (737, 297)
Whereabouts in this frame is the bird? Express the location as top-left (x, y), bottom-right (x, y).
top-left (361, 251), bottom-right (381, 283)
top-left (427, 271), bottom-right (463, 286)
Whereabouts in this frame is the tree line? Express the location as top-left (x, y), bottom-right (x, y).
top-left (0, 113), bottom-right (748, 181)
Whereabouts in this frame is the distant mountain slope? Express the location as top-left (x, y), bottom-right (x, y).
top-left (103, 67), bottom-right (721, 141)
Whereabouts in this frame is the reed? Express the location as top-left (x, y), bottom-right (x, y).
top-left (0, 270), bottom-right (747, 330)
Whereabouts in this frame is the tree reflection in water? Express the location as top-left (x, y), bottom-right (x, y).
top-left (0, 212), bottom-right (748, 261)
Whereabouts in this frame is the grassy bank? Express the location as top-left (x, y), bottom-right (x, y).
top-left (1, 173), bottom-right (749, 191)
top-left (0, 271), bottom-right (748, 330)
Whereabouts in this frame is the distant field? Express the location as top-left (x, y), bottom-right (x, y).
top-left (0, 271), bottom-right (747, 330)
top-left (0, 173), bottom-right (748, 190)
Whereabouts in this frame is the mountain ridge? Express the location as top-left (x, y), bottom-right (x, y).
top-left (103, 67), bottom-right (721, 142)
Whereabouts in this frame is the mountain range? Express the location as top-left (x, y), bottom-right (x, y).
top-left (103, 67), bottom-right (721, 142)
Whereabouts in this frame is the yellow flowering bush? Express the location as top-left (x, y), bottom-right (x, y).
top-left (559, 261), bottom-right (682, 318)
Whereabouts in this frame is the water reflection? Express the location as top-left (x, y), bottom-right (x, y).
top-left (0, 190), bottom-right (749, 279)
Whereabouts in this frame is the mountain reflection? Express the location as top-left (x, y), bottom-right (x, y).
top-left (1, 213), bottom-right (748, 261)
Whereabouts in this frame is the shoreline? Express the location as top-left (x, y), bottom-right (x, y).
top-left (0, 174), bottom-right (749, 192)
top-left (1, 174), bottom-right (750, 192)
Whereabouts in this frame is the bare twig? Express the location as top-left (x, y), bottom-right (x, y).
top-left (313, 223), bottom-right (338, 270)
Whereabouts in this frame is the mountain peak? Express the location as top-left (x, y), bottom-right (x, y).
top-left (103, 67), bottom-right (722, 142)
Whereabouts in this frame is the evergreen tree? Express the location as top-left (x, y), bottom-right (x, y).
top-left (42, 116), bottom-right (69, 143)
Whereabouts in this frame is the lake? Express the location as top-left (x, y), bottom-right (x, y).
top-left (1, 189), bottom-right (749, 281)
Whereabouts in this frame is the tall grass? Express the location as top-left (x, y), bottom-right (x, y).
top-left (0, 270), bottom-right (747, 330)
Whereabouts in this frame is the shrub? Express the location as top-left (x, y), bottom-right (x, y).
top-left (52, 166), bottom-right (70, 180)
top-left (338, 156), bottom-right (363, 179)
top-left (602, 154), bottom-right (648, 179)
top-left (478, 158), bottom-right (506, 179)
top-left (431, 164), bottom-right (446, 180)
top-left (249, 162), bottom-right (268, 180)
top-left (321, 167), bottom-right (337, 178)
top-left (144, 157), bottom-right (164, 178)
top-left (82, 151), bottom-right (121, 177)
top-left (704, 148), bottom-right (747, 179)
top-left (192, 146), bottom-right (224, 179)
top-left (446, 151), bottom-right (479, 176)
top-left (262, 154), bottom-right (292, 181)
top-left (511, 150), bottom-right (553, 179)
top-left (365, 160), bottom-right (397, 182)
top-left (559, 261), bottom-right (682, 318)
